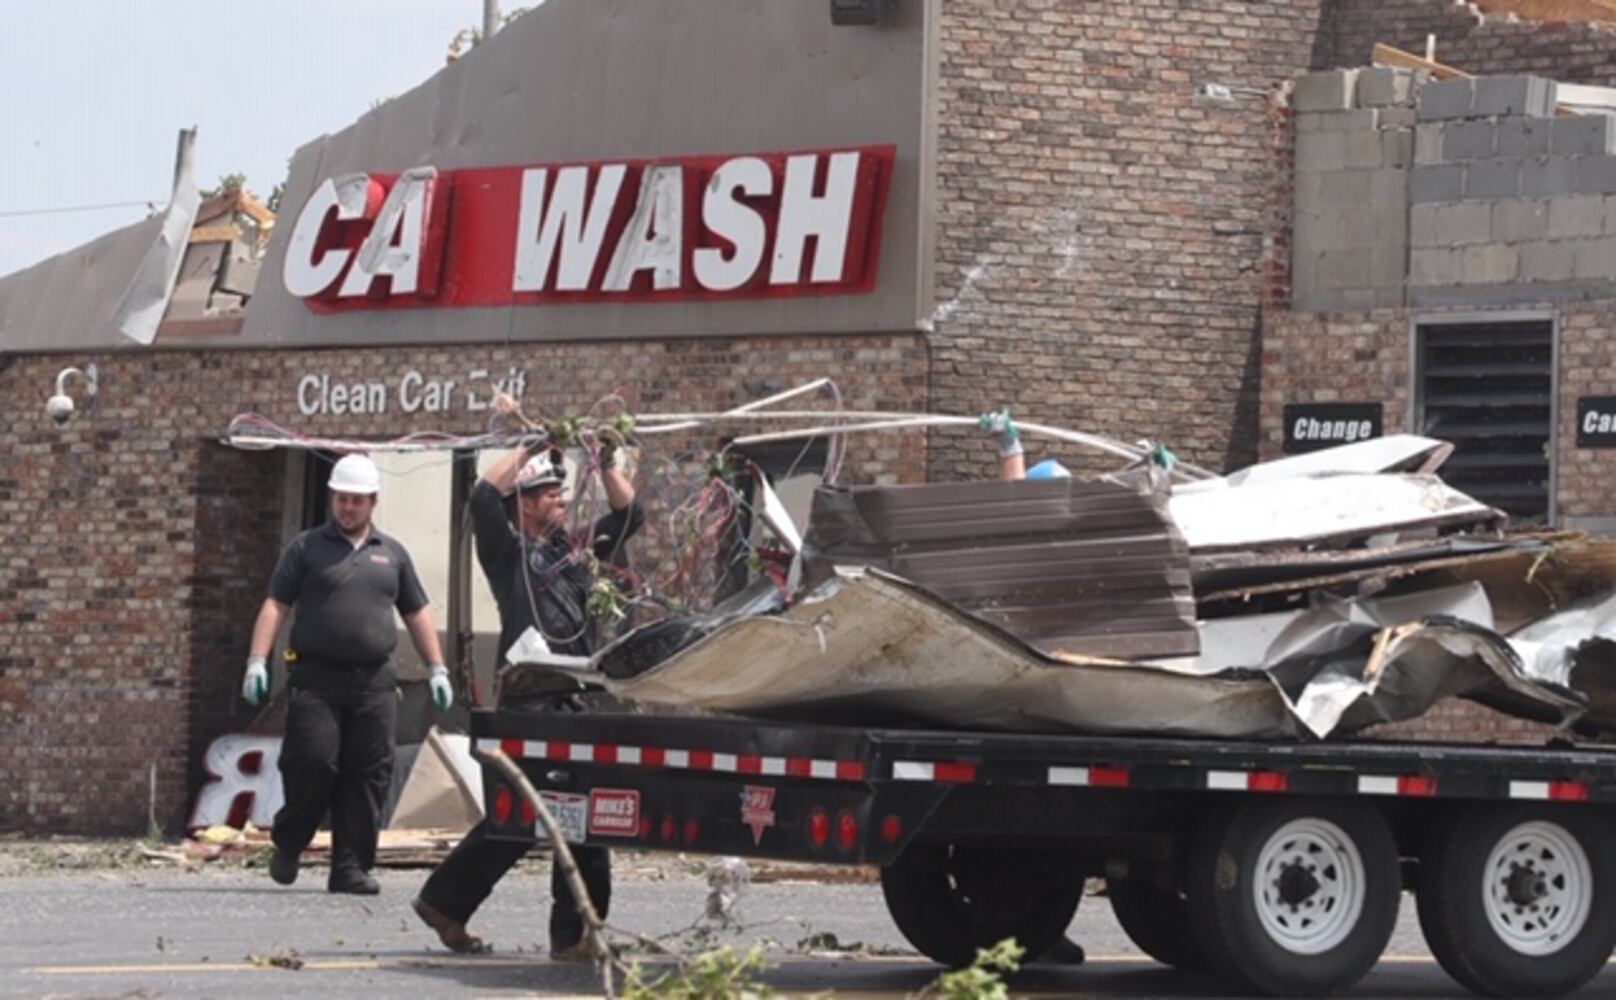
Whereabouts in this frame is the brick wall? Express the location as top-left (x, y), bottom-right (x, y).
top-left (1262, 299), bottom-right (1616, 519)
top-left (1331, 0), bottom-right (1616, 84)
top-left (0, 335), bottom-right (926, 834)
top-left (929, 0), bottom-right (1331, 481)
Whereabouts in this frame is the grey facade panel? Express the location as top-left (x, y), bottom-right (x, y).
top-left (242, 0), bottom-right (936, 350)
top-left (0, 215), bottom-right (168, 352)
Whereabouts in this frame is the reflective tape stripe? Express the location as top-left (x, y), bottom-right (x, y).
top-left (1049, 766), bottom-right (1090, 786)
top-left (893, 762), bottom-right (934, 781)
top-left (1511, 781), bottom-right (1550, 800)
top-left (1358, 776), bottom-right (1399, 795)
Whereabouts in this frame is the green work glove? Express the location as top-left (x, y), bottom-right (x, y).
top-left (1148, 442), bottom-right (1177, 472)
top-left (242, 657), bottom-right (269, 706)
top-left (428, 665), bottom-right (453, 713)
top-left (979, 407), bottom-right (1022, 458)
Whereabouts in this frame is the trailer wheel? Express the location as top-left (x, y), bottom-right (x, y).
top-left (1417, 805), bottom-right (1616, 998)
top-left (880, 842), bottom-right (1082, 968)
top-left (1107, 876), bottom-right (1207, 970)
top-left (1186, 800), bottom-right (1399, 996)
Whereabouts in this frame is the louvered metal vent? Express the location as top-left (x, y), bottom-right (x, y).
top-left (1416, 321), bottom-right (1554, 525)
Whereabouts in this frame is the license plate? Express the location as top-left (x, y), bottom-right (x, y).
top-left (536, 792), bottom-right (587, 844)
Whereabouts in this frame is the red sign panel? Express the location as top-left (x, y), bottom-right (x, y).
top-left (587, 788), bottom-right (641, 838)
top-left (283, 145), bottom-right (895, 312)
top-left (740, 785), bottom-right (777, 845)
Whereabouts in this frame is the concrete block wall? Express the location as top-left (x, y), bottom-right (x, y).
top-left (1292, 67), bottom-right (1421, 311)
top-left (1409, 76), bottom-right (1616, 305)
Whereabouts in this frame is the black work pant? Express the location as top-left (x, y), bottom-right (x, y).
top-left (418, 818), bottom-right (611, 950)
top-left (273, 675), bottom-right (396, 877)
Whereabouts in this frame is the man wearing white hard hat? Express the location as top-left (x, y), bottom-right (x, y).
top-left (242, 453), bottom-right (449, 896)
top-left (414, 395), bottom-right (643, 959)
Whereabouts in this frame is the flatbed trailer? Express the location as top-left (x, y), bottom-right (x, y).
top-left (472, 708), bottom-right (1616, 997)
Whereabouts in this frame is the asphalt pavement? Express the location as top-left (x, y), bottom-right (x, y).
top-left (5, 852), bottom-right (1616, 998)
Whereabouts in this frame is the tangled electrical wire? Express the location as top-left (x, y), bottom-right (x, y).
top-left (224, 379), bottom-right (1211, 646)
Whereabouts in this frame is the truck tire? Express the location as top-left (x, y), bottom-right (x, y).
top-left (1107, 876), bottom-right (1208, 970)
top-left (1417, 805), bottom-right (1616, 998)
top-left (880, 842), bottom-right (1081, 968)
top-left (1185, 799), bottom-right (1400, 996)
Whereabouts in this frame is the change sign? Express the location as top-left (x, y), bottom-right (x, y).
top-left (1283, 403), bottom-right (1383, 455)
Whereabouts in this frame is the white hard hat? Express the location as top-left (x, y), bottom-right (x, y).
top-left (515, 452), bottom-right (566, 493)
top-left (329, 454), bottom-right (381, 495)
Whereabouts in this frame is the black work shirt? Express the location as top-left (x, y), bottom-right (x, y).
top-left (470, 481), bottom-right (643, 666)
top-left (268, 521), bottom-right (430, 668)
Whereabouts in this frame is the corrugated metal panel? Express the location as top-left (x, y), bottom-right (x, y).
top-left (800, 475), bottom-right (1198, 659)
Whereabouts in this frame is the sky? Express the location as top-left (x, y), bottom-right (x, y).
top-left (0, 1), bottom-right (508, 277)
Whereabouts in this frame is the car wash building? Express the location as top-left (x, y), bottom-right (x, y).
top-left (2, 0), bottom-right (1615, 835)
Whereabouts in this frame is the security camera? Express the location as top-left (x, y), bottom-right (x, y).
top-left (45, 364), bottom-right (98, 425)
top-left (46, 394), bottom-right (75, 424)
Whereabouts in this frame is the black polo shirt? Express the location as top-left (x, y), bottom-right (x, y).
top-left (268, 521), bottom-right (430, 667)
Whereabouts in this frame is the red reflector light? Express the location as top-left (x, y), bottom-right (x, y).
top-left (683, 819), bottom-right (701, 844)
top-left (934, 762), bottom-right (977, 784)
top-left (1399, 775), bottom-right (1439, 797)
top-left (835, 811), bottom-right (859, 852)
top-left (500, 738), bottom-right (524, 759)
top-left (1551, 781), bottom-right (1590, 802)
top-left (492, 787), bottom-right (514, 826)
top-left (1248, 771), bottom-right (1288, 793)
top-left (661, 817), bottom-right (678, 842)
top-left (1089, 766), bottom-right (1130, 788)
top-left (808, 809), bottom-right (830, 848)
top-left (519, 796), bottom-right (536, 826)
top-left (880, 815), bottom-right (903, 843)
top-left (639, 816), bottom-right (654, 839)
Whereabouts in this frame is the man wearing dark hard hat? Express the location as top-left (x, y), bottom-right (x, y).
top-left (413, 395), bottom-right (643, 960)
top-left (242, 453), bottom-right (450, 895)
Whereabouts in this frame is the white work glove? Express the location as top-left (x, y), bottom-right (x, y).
top-left (428, 665), bottom-right (453, 712)
top-left (979, 407), bottom-right (1022, 458)
top-left (242, 657), bottom-right (269, 706)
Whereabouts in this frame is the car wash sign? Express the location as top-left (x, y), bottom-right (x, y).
top-left (282, 145), bottom-right (894, 312)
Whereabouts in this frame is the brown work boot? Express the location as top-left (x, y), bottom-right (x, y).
top-left (548, 939), bottom-right (597, 963)
top-left (412, 897), bottom-right (490, 954)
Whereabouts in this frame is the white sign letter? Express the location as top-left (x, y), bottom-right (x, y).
top-left (339, 167), bottom-right (439, 298)
top-left (512, 165), bottom-right (627, 292)
top-left (770, 152), bottom-right (860, 285)
top-left (283, 174), bottom-right (382, 297)
top-left (605, 165), bottom-right (685, 292)
top-left (694, 157), bottom-right (771, 292)
top-left (188, 735), bottom-right (284, 830)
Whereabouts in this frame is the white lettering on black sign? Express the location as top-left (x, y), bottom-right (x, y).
top-left (1282, 403), bottom-right (1384, 454)
top-left (1578, 396), bottom-right (1616, 448)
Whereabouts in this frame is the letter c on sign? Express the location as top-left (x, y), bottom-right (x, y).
top-left (284, 174), bottom-right (382, 298)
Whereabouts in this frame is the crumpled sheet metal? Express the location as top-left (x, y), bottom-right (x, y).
top-left (1177, 434), bottom-right (1454, 492)
top-left (1168, 473), bottom-right (1501, 554)
top-left (605, 571), bottom-right (1587, 740)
